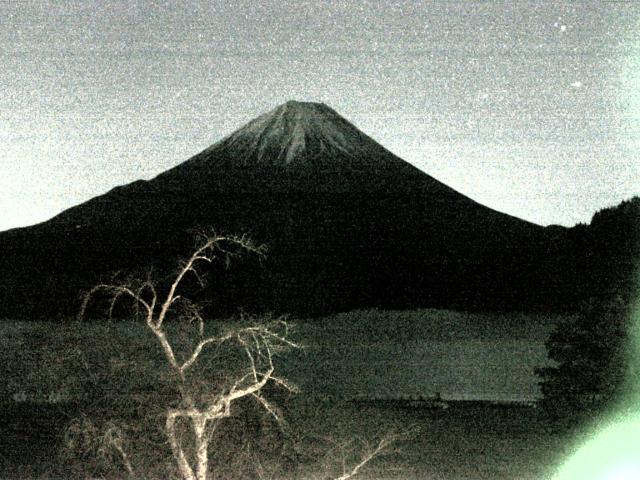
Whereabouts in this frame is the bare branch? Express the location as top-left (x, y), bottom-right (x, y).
top-left (148, 326), bottom-right (181, 372)
top-left (269, 375), bottom-right (300, 394)
top-left (244, 322), bottom-right (301, 350)
top-left (189, 264), bottom-right (207, 289)
top-left (251, 393), bottom-right (284, 425)
top-left (179, 334), bottom-right (232, 374)
top-left (107, 288), bottom-right (127, 319)
top-left (226, 366), bottom-right (275, 405)
top-left (238, 333), bottom-right (259, 382)
top-left (155, 234), bottom-right (264, 329)
top-left (99, 423), bottom-right (136, 478)
top-left (332, 432), bottom-right (400, 480)
top-left (136, 278), bottom-right (158, 317)
top-left (79, 283), bottom-right (153, 322)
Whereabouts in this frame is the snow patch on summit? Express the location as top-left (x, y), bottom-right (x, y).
top-left (218, 101), bottom-right (377, 166)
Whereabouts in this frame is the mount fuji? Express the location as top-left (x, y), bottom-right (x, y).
top-left (2, 101), bottom-right (632, 319)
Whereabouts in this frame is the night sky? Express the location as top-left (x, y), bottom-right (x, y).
top-left (1, 1), bottom-right (638, 231)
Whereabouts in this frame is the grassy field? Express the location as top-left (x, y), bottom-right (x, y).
top-left (0, 310), bottom-right (576, 479)
top-left (1, 399), bottom-right (578, 479)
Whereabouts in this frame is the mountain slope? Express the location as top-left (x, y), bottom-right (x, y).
top-left (1, 101), bottom-right (629, 319)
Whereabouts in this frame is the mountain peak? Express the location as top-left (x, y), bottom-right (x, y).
top-left (281, 99), bottom-right (330, 111)
top-left (212, 100), bottom-right (386, 167)
top-left (265, 100), bottom-right (338, 129)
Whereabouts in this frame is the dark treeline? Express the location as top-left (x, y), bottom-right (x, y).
top-left (0, 189), bottom-right (636, 321)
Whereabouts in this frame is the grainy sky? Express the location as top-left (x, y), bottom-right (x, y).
top-left (1, 0), bottom-right (638, 231)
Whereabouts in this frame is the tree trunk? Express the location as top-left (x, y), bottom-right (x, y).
top-left (194, 416), bottom-right (209, 480)
top-left (166, 414), bottom-right (196, 480)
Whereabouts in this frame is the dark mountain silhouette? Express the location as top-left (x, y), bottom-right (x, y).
top-left (0, 101), bottom-right (637, 319)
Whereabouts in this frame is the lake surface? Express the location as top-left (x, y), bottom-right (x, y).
top-left (281, 309), bottom-right (558, 402)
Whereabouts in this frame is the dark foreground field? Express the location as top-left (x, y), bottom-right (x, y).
top-left (1, 399), bottom-right (576, 479)
top-left (294, 400), bottom-right (577, 480)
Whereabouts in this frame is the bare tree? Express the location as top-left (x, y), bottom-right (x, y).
top-left (80, 233), bottom-right (301, 480)
top-left (79, 232), bottom-right (403, 480)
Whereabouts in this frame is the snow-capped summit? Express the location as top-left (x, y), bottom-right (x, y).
top-left (194, 100), bottom-right (397, 169)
